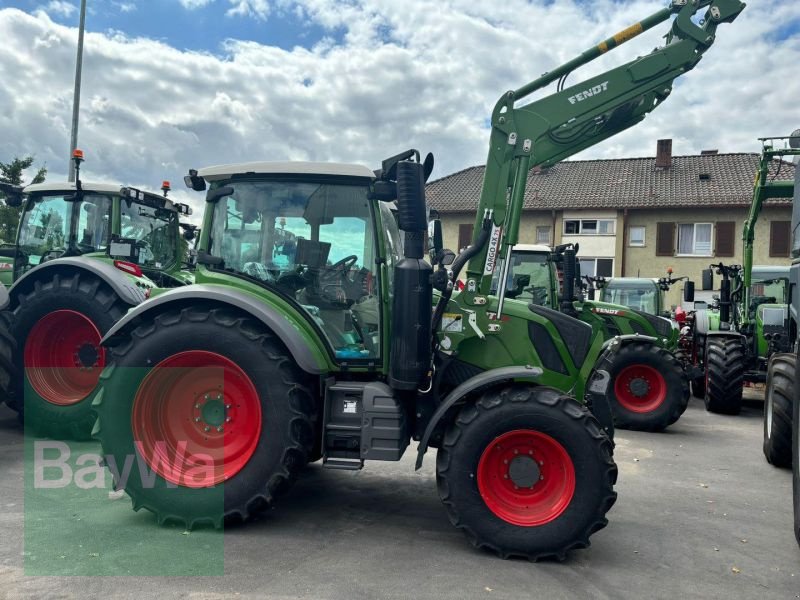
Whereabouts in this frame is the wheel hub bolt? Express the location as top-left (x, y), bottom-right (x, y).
top-left (204, 426), bottom-right (210, 432)
top-left (217, 426), bottom-right (224, 433)
top-left (194, 417), bottom-right (201, 423)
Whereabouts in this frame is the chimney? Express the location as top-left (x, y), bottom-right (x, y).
top-left (655, 139), bottom-right (672, 169)
top-left (700, 149), bottom-right (718, 155)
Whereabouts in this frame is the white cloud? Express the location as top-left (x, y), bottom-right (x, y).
top-left (114, 2), bottom-right (137, 13)
top-left (43, 1), bottom-right (77, 17)
top-left (226, 0), bottom-right (270, 21)
top-left (178, 0), bottom-right (214, 9)
top-left (0, 1), bottom-right (798, 222)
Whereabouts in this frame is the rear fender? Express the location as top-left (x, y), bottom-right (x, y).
top-left (101, 284), bottom-right (329, 375)
top-left (415, 365), bottom-right (546, 469)
top-left (8, 258), bottom-right (147, 308)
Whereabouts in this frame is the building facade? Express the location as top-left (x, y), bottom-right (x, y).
top-left (427, 140), bottom-right (795, 309)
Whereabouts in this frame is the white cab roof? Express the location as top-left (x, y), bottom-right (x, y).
top-left (23, 181), bottom-right (122, 195)
top-left (513, 244), bottom-right (552, 253)
top-left (198, 161), bottom-right (375, 182)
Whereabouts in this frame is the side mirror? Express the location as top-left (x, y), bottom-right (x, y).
top-left (183, 228), bottom-right (196, 241)
top-left (683, 281), bottom-right (695, 302)
top-left (440, 250), bottom-right (456, 266)
top-left (184, 169), bottom-right (206, 192)
top-left (3, 193), bottom-right (22, 208)
top-left (428, 218), bottom-right (443, 259)
top-left (701, 268), bottom-right (713, 291)
top-left (206, 186), bottom-right (234, 203)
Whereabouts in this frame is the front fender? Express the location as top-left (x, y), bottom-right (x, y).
top-left (8, 257), bottom-right (147, 308)
top-left (101, 284), bottom-right (329, 375)
top-left (415, 365), bottom-right (544, 470)
top-left (601, 333), bottom-right (659, 352)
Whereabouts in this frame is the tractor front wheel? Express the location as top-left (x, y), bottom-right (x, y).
top-left (436, 385), bottom-right (617, 560)
top-left (0, 312), bottom-right (15, 408)
top-left (93, 305), bottom-right (317, 528)
top-left (606, 342), bottom-right (689, 432)
top-left (793, 357), bottom-right (800, 547)
top-left (704, 337), bottom-right (745, 415)
top-left (10, 272), bottom-right (127, 439)
top-left (763, 353), bottom-right (794, 468)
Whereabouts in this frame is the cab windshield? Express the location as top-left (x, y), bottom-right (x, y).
top-left (119, 201), bottom-right (179, 269)
top-left (748, 276), bottom-right (788, 318)
top-left (492, 251), bottom-right (552, 306)
top-left (17, 193), bottom-right (111, 274)
top-left (208, 179), bottom-right (380, 360)
top-left (601, 284), bottom-right (658, 314)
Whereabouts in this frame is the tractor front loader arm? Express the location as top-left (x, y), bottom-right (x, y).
top-left (457, 0), bottom-right (745, 311)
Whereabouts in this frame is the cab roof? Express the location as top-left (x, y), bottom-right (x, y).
top-left (23, 181), bottom-right (122, 195)
top-left (512, 244), bottom-right (552, 253)
top-left (604, 277), bottom-right (659, 288)
top-left (198, 161), bottom-right (375, 182)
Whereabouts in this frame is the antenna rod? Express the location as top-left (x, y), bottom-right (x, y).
top-left (68, 0), bottom-right (87, 183)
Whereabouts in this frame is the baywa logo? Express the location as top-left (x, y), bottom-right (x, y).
top-left (34, 440), bottom-right (219, 490)
top-left (568, 81), bottom-right (609, 105)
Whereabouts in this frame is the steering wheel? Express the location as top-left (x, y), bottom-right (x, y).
top-left (329, 254), bottom-right (358, 273)
top-left (41, 249), bottom-right (66, 263)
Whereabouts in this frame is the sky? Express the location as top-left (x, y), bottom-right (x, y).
top-left (0, 0), bottom-right (798, 216)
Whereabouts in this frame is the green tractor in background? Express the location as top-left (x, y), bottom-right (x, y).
top-left (592, 269), bottom-right (688, 318)
top-left (686, 139), bottom-right (799, 436)
top-left (0, 151), bottom-right (196, 439)
top-left (89, 1), bottom-right (742, 558)
top-left (499, 244), bottom-right (688, 432)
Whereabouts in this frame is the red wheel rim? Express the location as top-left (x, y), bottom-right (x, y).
top-left (131, 351), bottom-right (262, 488)
top-left (614, 364), bottom-right (667, 413)
top-left (477, 429), bottom-right (576, 527)
top-left (24, 310), bottom-right (105, 406)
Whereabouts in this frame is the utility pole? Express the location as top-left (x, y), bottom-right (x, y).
top-left (68, 0), bottom-right (87, 182)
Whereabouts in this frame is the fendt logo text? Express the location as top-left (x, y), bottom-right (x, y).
top-left (568, 81), bottom-right (609, 104)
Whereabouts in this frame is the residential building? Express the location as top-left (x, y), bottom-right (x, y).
top-left (426, 140), bottom-right (795, 308)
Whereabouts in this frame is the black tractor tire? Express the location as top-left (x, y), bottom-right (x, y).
top-left (793, 359), bottom-right (800, 547)
top-left (762, 353), bottom-right (794, 468)
top-left (704, 336), bottom-right (745, 415)
top-left (93, 304), bottom-right (317, 528)
top-left (606, 342), bottom-right (689, 432)
top-left (10, 272), bottom-right (128, 439)
top-left (436, 385), bottom-right (617, 560)
top-left (0, 311), bottom-right (16, 406)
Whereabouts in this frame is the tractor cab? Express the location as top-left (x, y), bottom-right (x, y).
top-left (195, 161), bottom-right (390, 361)
top-left (599, 278), bottom-right (663, 316)
top-left (489, 244), bottom-right (555, 307)
top-left (14, 181), bottom-right (192, 287)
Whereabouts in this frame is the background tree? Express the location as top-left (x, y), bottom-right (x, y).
top-left (0, 156), bottom-right (47, 243)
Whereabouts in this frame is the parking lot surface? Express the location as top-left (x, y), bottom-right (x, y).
top-left (0, 394), bottom-right (797, 600)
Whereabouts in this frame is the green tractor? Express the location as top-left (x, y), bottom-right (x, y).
top-left (499, 244), bottom-right (688, 431)
top-left (0, 151), bottom-right (196, 439)
top-left (90, 1), bottom-right (742, 558)
top-left (593, 270), bottom-right (687, 318)
top-left (686, 139), bottom-right (799, 427)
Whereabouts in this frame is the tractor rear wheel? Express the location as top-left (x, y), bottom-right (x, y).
top-left (0, 312), bottom-right (15, 407)
top-left (762, 353), bottom-right (794, 468)
top-left (436, 385), bottom-right (617, 560)
top-left (606, 342), bottom-right (689, 432)
top-left (704, 337), bottom-right (745, 415)
top-left (10, 272), bottom-right (127, 439)
top-left (93, 305), bottom-right (316, 528)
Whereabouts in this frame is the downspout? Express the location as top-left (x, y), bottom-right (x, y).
top-left (551, 210), bottom-right (557, 245)
top-left (620, 208), bottom-right (628, 276)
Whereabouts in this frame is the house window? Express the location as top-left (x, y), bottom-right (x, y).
top-left (458, 223), bottom-right (473, 251)
top-left (564, 219), bottom-right (615, 235)
top-left (629, 226), bottom-right (645, 247)
top-left (579, 258), bottom-right (614, 277)
top-left (535, 226), bottom-right (551, 245)
top-left (770, 221), bottom-right (790, 257)
top-left (677, 223), bottom-right (713, 256)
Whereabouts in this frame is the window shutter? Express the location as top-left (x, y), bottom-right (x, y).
top-left (715, 221), bottom-right (735, 257)
top-left (458, 223), bottom-right (474, 251)
top-left (656, 222), bottom-right (675, 256)
top-left (770, 221), bottom-right (790, 257)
